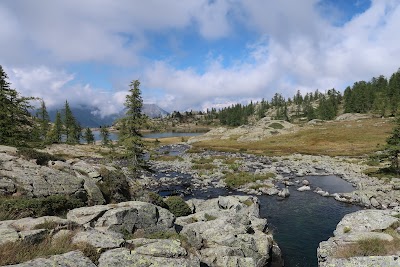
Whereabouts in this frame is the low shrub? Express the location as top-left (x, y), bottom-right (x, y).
top-left (147, 192), bottom-right (168, 209)
top-left (191, 157), bottom-right (214, 164)
top-left (97, 167), bottom-right (131, 203)
top-left (192, 163), bottom-right (214, 170)
top-left (0, 195), bottom-right (85, 220)
top-left (164, 196), bottom-right (192, 217)
top-left (17, 147), bottom-right (63, 166)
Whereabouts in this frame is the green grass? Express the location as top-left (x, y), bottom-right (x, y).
top-left (0, 195), bottom-right (85, 221)
top-left (192, 163), bottom-right (215, 170)
top-left (224, 172), bottom-right (276, 188)
top-left (0, 232), bottom-right (100, 266)
top-left (363, 167), bottom-right (399, 181)
top-left (17, 147), bottom-right (64, 166)
top-left (191, 157), bottom-right (214, 164)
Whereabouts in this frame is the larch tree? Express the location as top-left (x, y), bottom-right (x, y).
top-left (0, 65), bottom-right (34, 146)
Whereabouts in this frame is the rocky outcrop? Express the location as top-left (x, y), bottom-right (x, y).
top-left (318, 209), bottom-right (400, 266)
top-left (1, 197), bottom-right (282, 267)
top-left (0, 145), bottom-right (126, 205)
top-left (188, 118), bottom-right (298, 143)
top-left (177, 195), bottom-right (283, 267)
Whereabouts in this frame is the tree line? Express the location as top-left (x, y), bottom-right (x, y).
top-left (207, 68), bottom-right (400, 127)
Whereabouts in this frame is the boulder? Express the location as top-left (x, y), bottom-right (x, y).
top-left (297, 185), bottom-right (311, 192)
top-left (72, 228), bottom-right (124, 250)
top-left (320, 256), bottom-right (400, 267)
top-left (98, 248), bottom-right (199, 267)
top-left (3, 250), bottom-right (96, 267)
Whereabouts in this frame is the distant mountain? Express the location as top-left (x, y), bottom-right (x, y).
top-left (142, 104), bottom-right (169, 118)
top-left (46, 104), bottom-right (169, 128)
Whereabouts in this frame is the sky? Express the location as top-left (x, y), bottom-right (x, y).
top-left (1, 0), bottom-right (400, 116)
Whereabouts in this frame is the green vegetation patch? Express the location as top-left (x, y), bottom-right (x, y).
top-left (164, 196), bottom-right (192, 217)
top-left (192, 163), bottom-right (215, 170)
top-left (97, 167), bottom-right (131, 204)
top-left (224, 172), bottom-right (275, 189)
top-left (17, 147), bottom-right (63, 166)
top-left (0, 233), bottom-right (100, 266)
top-left (0, 195), bottom-right (85, 221)
top-left (147, 192), bottom-right (168, 209)
top-left (268, 122), bottom-right (285, 130)
top-left (191, 157), bottom-right (214, 164)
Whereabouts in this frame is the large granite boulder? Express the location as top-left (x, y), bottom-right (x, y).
top-left (3, 251), bottom-right (96, 267)
top-left (318, 209), bottom-right (400, 266)
top-left (178, 195), bottom-right (280, 267)
top-left (67, 201), bottom-right (175, 235)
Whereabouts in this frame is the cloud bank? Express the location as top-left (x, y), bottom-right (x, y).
top-left (1, 0), bottom-right (400, 113)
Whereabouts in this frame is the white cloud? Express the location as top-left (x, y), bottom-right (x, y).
top-left (7, 66), bottom-right (127, 117)
top-left (2, 0), bottom-right (400, 113)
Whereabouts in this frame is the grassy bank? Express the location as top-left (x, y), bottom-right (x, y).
top-left (191, 118), bottom-right (393, 157)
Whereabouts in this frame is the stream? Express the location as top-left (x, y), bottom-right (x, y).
top-left (153, 172), bottom-right (361, 267)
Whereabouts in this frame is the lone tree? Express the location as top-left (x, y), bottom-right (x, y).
top-left (83, 127), bottom-right (95, 144)
top-left (118, 80), bottom-right (147, 173)
top-left (36, 100), bottom-right (50, 141)
top-left (0, 65), bottom-right (34, 146)
top-left (47, 111), bottom-right (63, 143)
top-left (99, 126), bottom-right (110, 146)
top-left (386, 117), bottom-right (400, 173)
top-left (63, 100), bottom-right (81, 144)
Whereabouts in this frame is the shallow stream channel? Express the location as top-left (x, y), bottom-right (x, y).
top-left (148, 146), bottom-right (362, 266)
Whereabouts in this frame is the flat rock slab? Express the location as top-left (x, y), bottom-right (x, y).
top-left (5, 250), bottom-right (96, 267)
top-left (98, 248), bottom-right (199, 267)
top-left (72, 229), bottom-right (124, 250)
top-left (334, 210), bottom-right (399, 236)
top-left (133, 239), bottom-right (187, 258)
top-left (320, 255), bottom-right (400, 267)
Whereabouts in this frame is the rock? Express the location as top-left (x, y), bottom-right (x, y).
top-left (4, 250), bottom-right (96, 267)
top-left (177, 196), bottom-right (279, 266)
top-left (0, 178), bottom-right (16, 195)
top-left (297, 185), bottom-right (311, 192)
top-left (0, 225), bottom-right (19, 245)
top-left (19, 229), bottom-right (48, 244)
top-left (98, 248), bottom-right (199, 267)
top-left (94, 201), bottom-right (175, 235)
top-left (278, 188), bottom-right (290, 198)
top-left (302, 179), bottom-right (310, 186)
top-left (133, 239), bottom-right (187, 258)
top-left (72, 229), bottom-right (124, 250)
top-left (67, 205), bottom-right (111, 225)
top-left (320, 256), bottom-right (400, 267)
top-left (333, 210), bottom-right (398, 236)
top-left (80, 174), bottom-right (106, 205)
top-left (318, 210), bottom-right (400, 266)
top-left (370, 197), bottom-right (380, 208)
top-left (10, 216), bottom-right (71, 231)
top-left (73, 161), bottom-right (101, 179)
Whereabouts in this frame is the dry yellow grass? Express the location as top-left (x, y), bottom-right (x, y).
top-left (192, 118), bottom-right (394, 156)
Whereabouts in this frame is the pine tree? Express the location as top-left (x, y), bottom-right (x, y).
top-left (118, 80), bottom-right (147, 172)
top-left (386, 117), bottom-right (400, 173)
top-left (47, 111), bottom-right (63, 143)
top-left (36, 100), bottom-right (50, 140)
top-left (100, 126), bottom-right (110, 146)
top-left (0, 65), bottom-right (34, 146)
top-left (83, 127), bottom-right (95, 144)
top-left (63, 100), bottom-right (81, 144)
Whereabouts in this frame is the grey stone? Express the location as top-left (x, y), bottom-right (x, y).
top-left (19, 229), bottom-right (48, 244)
top-left (98, 248), bottom-right (200, 267)
top-left (133, 239), bottom-right (187, 258)
top-left (67, 205), bottom-right (111, 225)
top-left (297, 185), bottom-right (311, 192)
top-left (319, 256), bottom-right (400, 267)
top-left (5, 250), bottom-right (96, 267)
top-left (0, 226), bottom-right (19, 245)
top-left (11, 216), bottom-right (70, 231)
top-left (72, 229), bottom-right (124, 250)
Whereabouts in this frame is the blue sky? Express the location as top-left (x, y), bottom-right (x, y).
top-left (1, 0), bottom-right (400, 115)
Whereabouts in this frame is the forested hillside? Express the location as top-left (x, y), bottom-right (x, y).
top-left (193, 68), bottom-right (400, 127)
